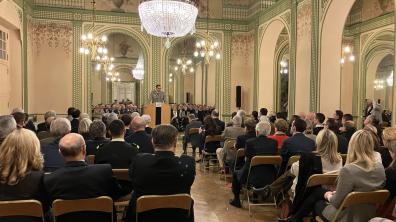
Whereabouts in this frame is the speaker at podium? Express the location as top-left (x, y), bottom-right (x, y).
top-left (143, 103), bottom-right (171, 128)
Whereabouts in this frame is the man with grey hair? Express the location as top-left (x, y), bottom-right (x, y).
top-left (211, 109), bottom-right (225, 132)
top-left (141, 114), bottom-right (152, 134)
top-left (37, 110), bottom-right (56, 133)
top-left (125, 124), bottom-right (195, 221)
top-left (41, 117), bottom-right (71, 172)
top-left (125, 116), bottom-right (154, 154)
top-left (44, 133), bottom-right (123, 221)
top-left (86, 120), bottom-right (109, 155)
top-left (0, 115), bottom-right (17, 145)
top-left (229, 121), bottom-right (277, 208)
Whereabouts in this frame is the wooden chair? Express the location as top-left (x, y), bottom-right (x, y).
top-left (112, 169), bottom-right (131, 218)
top-left (233, 148), bottom-right (246, 172)
top-left (222, 139), bottom-right (237, 181)
top-left (245, 155), bottom-right (282, 216)
top-left (0, 200), bottom-right (44, 221)
top-left (112, 169), bottom-right (130, 181)
top-left (136, 194), bottom-right (193, 222)
top-left (52, 196), bottom-right (113, 222)
top-left (188, 128), bottom-right (202, 155)
top-left (87, 155), bottom-right (95, 165)
top-left (306, 174), bottom-right (338, 188)
top-left (287, 155), bottom-right (300, 168)
top-left (201, 135), bottom-right (223, 172)
top-left (315, 190), bottom-right (390, 222)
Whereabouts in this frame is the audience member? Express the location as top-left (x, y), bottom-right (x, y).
top-left (0, 115), bottom-right (16, 145)
top-left (383, 127), bottom-right (396, 204)
top-left (70, 108), bottom-right (81, 133)
top-left (365, 114), bottom-right (383, 145)
top-left (325, 118), bottom-right (348, 154)
top-left (340, 119), bottom-right (356, 142)
top-left (78, 118), bottom-right (92, 141)
top-left (211, 110), bottom-right (225, 132)
top-left (37, 110), bottom-right (56, 132)
top-left (259, 108), bottom-right (268, 118)
top-left (183, 114), bottom-right (203, 155)
top-left (313, 130), bottom-right (385, 222)
top-left (236, 110), bottom-right (247, 127)
top-left (201, 116), bottom-right (222, 154)
top-left (85, 120), bottom-right (109, 155)
top-left (44, 133), bottom-right (123, 222)
top-left (251, 111), bottom-right (259, 123)
top-left (141, 114), bottom-right (153, 134)
top-left (126, 116), bottom-right (154, 154)
top-left (268, 118), bottom-right (289, 151)
top-left (229, 122), bottom-right (277, 208)
top-left (66, 107), bottom-right (75, 121)
top-left (79, 112), bottom-right (90, 120)
top-left (333, 110), bottom-right (343, 127)
top-left (304, 119), bottom-right (316, 141)
top-left (0, 129), bottom-right (49, 222)
top-left (11, 108), bottom-right (25, 129)
top-left (313, 113), bottom-right (325, 135)
top-left (125, 124), bottom-right (195, 222)
top-left (120, 114), bottom-right (133, 138)
top-left (41, 118), bottom-right (71, 172)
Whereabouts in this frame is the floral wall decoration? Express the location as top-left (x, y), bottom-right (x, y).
top-left (28, 19), bottom-right (73, 56)
top-left (231, 31), bottom-right (254, 63)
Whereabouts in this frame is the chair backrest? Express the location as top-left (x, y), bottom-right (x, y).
top-left (287, 155), bottom-right (300, 167)
top-left (52, 196), bottom-right (113, 222)
top-left (87, 155), bottom-right (95, 165)
top-left (306, 174), bottom-right (338, 188)
top-left (233, 148), bottom-right (245, 171)
top-left (205, 135), bottom-right (223, 144)
top-left (136, 194), bottom-right (193, 222)
top-left (332, 190), bottom-right (390, 222)
top-left (188, 128), bottom-right (200, 135)
top-left (250, 155), bottom-right (282, 167)
top-left (112, 169), bottom-right (130, 181)
top-left (0, 200), bottom-right (43, 219)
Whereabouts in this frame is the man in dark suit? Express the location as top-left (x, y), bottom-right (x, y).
top-left (120, 114), bottom-right (133, 138)
top-left (125, 124), bottom-right (196, 222)
top-left (279, 118), bottom-right (316, 175)
top-left (41, 118), bottom-right (71, 172)
top-left (229, 121), bottom-right (278, 208)
top-left (95, 119), bottom-right (138, 193)
top-left (313, 112), bottom-right (325, 135)
top-left (37, 110), bottom-right (56, 133)
top-left (211, 110), bottom-right (225, 132)
top-left (326, 118), bottom-right (348, 154)
top-left (125, 116), bottom-right (154, 154)
top-left (44, 133), bottom-right (123, 222)
top-left (70, 109), bottom-right (81, 133)
top-left (182, 114), bottom-right (203, 155)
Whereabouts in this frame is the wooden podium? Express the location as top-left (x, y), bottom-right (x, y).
top-left (143, 103), bottom-right (171, 128)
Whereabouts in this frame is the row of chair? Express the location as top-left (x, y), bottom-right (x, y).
top-left (0, 194), bottom-right (193, 222)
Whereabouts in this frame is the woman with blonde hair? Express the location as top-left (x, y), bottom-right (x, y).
top-left (287, 129), bottom-right (343, 221)
top-left (78, 118), bottom-right (92, 141)
top-left (0, 128), bottom-right (48, 221)
top-left (314, 130), bottom-right (386, 222)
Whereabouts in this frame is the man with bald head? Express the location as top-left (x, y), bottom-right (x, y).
top-left (44, 133), bottom-right (123, 221)
top-left (125, 116), bottom-right (154, 154)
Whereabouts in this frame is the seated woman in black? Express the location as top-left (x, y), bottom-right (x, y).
top-left (200, 116), bottom-right (221, 154)
top-left (0, 129), bottom-right (49, 222)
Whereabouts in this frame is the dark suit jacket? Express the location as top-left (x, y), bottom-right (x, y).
top-left (145, 127), bottom-right (152, 135)
top-left (85, 138), bottom-right (110, 156)
top-left (37, 122), bottom-right (49, 133)
top-left (184, 120), bottom-right (203, 148)
top-left (41, 138), bottom-right (65, 172)
top-left (125, 129), bottom-right (133, 138)
top-left (0, 171), bottom-right (48, 222)
top-left (279, 133), bottom-right (316, 175)
top-left (70, 118), bottom-right (79, 133)
top-left (44, 161), bottom-right (123, 222)
top-left (313, 126), bottom-right (324, 135)
top-left (126, 151), bottom-right (195, 222)
top-left (336, 134), bottom-right (348, 154)
top-left (214, 118), bottom-right (225, 132)
top-left (95, 141), bottom-right (138, 168)
top-left (125, 131), bottom-right (154, 154)
top-left (385, 165), bottom-right (396, 199)
top-left (239, 135), bottom-right (278, 187)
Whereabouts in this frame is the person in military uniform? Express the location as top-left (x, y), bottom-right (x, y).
top-left (150, 84), bottom-right (166, 103)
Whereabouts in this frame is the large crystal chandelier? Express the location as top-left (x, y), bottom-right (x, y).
top-left (193, 0), bottom-right (221, 64)
top-left (138, 0), bottom-right (199, 48)
top-left (79, 0), bottom-right (108, 61)
top-left (132, 54), bottom-right (145, 80)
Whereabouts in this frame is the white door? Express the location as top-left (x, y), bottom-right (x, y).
top-left (0, 28), bottom-right (10, 115)
top-left (112, 82), bottom-right (136, 103)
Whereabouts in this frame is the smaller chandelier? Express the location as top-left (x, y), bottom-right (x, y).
top-left (340, 45), bottom-right (355, 64)
top-left (279, 60), bottom-right (288, 75)
top-left (174, 58), bottom-right (195, 74)
top-left (106, 71), bottom-right (121, 82)
top-left (193, 39), bottom-right (221, 64)
top-left (138, 0), bottom-right (199, 48)
top-left (374, 79), bottom-right (385, 90)
top-left (132, 54), bottom-right (145, 80)
top-left (95, 52), bottom-right (115, 72)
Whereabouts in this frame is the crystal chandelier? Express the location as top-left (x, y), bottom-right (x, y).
top-left (106, 71), bottom-right (121, 82)
top-left (174, 58), bottom-right (194, 74)
top-left (79, 0), bottom-right (108, 61)
top-left (138, 0), bottom-right (199, 48)
top-left (340, 45), bottom-right (355, 64)
top-left (193, 0), bottom-right (221, 64)
top-left (132, 54), bottom-right (145, 80)
top-left (95, 53), bottom-right (115, 72)
top-left (279, 60), bottom-right (288, 75)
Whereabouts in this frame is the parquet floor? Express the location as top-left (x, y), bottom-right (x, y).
top-left (175, 138), bottom-right (278, 222)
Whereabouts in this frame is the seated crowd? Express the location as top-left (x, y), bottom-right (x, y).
top-left (0, 106), bottom-right (395, 222)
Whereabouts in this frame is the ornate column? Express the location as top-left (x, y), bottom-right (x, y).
top-left (72, 20), bottom-right (83, 110)
top-left (222, 30), bottom-right (232, 122)
top-left (310, 0), bottom-right (319, 111)
top-left (22, 1), bottom-right (28, 112)
top-left (151, 37), bottom-right (161, 90)
top-left (288, 0), bottom-right (297, 117)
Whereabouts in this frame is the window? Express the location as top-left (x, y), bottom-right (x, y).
top-left (0, 29), bottom-right (8, 61)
